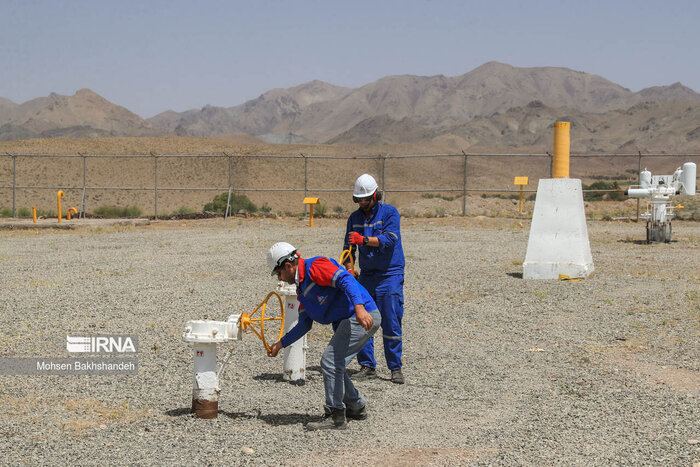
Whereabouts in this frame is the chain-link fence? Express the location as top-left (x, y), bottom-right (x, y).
top-left (1, 152), bottom-right (698, 219)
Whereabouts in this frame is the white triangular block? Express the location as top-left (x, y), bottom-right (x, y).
top-left (523, 178), bottom-right (594, 279)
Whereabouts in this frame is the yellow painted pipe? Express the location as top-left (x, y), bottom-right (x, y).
top-left (67, 207), bottom-right (78, 220)
top-left (57, 191), bottom-right (64, 223)
top-left (553, 121), bottom-right (570, 178)
top-left (519, 186), bottom-right (524, 213)
top-left (32, 206), bottom-right (37, 223)
top-left (309, 204), bottom-right (315, 228)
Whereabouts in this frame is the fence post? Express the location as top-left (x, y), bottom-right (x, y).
top-left (381, 154), bottom-right (387, 204)
top-left (80, 153), bottom-right (87, 218)
top-left (153, 153), bottom-right (159, 220)
top-left (548, 151), bottom-right (553, 177)
top-left (462, 152), bottom-right (468, 216)
top-left (225, 153), bottom-right (232, 219)
top-left (636, 151), bottom-right (642, 222)
top-left (303, 154), bottom-right (308, 199)
top-left (11, 154), bottom-right (16, 218)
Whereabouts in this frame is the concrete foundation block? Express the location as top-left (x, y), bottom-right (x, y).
top-left (523, 178), bottom-right (594, 280)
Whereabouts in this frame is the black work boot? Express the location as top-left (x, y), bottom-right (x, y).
top-left (353, 365), bottom-right (377, 380)
top-left (346, 404), bottom-right (368, 421)
top-left (391, 369), bottom-right (405, 384)
top-left (305, 407), bottom-right (348, 431)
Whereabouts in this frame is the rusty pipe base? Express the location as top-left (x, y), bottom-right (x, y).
top-left (191, 398), bottom-right (218, 419)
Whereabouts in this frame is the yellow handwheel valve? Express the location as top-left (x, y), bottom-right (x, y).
top-left (239, 291), bottom-right (285, 352)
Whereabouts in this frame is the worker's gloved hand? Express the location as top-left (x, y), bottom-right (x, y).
top-left (348, 269), bottom-right (359, 278)
top-left (348, 232), bottom-right (365, 245)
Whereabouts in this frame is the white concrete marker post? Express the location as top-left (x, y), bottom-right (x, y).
top-left (277, 282), bottom-right (307, 384)
top-left (523, 178), bottom-right (594, 279)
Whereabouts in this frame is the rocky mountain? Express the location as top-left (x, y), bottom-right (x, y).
top-left (146, 62), bottom-right (700, 145)
top-left (329, 99), bottom-right (700, 152)
top-left (0, 89), bottom-right (163, 140)
top-left (148, 80), bottom-right (351, 141)
top-left (2, 62), bottom-right (700, 150)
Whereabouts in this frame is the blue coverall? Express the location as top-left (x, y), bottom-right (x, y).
top-left (344, 202), bottom-right (405, 371)
top-left (280, 256), bottom-right (380, 410)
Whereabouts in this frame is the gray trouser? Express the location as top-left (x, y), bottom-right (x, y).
top-left (321, 309), bottom-right (381, 410)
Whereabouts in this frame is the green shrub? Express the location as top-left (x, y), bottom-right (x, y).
top-left (0, 207), bottom-right (12, 217)
top-left (260, 202), bottom-right (272, 213)
top-left (333, 205), bottom-right (344, 214)
top-left (203, 192), bottom-right (257, 214)
top-left (315, 203), bottom-right (327, 217)
top-left (172, 206), bottom-right (194, 216)
top-left (94, 205), bottom-right (142, 218)
top-left (17, 207), bottom-right (32, 217)
top-left (422, 193), bottom-right (456, 201)
top-left (582, 181), bottom-right (625, 201)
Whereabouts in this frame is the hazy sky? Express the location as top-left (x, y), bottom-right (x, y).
top-left (2, 0), bottom-right (699, 118)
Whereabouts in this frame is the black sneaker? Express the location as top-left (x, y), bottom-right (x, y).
top-left (353, 365), bottom-right (377, 380)
top-left (346, 405), bottom-right (367, 421)
top-left (391, 369), bottom-right (405, 384)
top-left (305, 407), bottom-right (348, 431)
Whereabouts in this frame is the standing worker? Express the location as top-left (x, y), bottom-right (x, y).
top-left (343, 174), bottom-right (406, 384)
top-left (266, 242), bottom-right (381, 431)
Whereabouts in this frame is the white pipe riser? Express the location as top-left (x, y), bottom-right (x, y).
top-left (191, 343), bottom-right (219, 418)
top-left (277, 282), bottom-right (307, 383)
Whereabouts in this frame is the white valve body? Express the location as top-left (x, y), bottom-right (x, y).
top-left (182, 314), bottom-right (241, 418)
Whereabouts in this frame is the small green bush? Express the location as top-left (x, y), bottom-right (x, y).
top-left (17, 207), bottom-right (32, 217)
top-left (94, 205), bottom-right (142, 218)
top-left (0, 207), bottom-right (12, 217)
top-left (422, 193), bottom-right (456, 201)
top-left (582, 181), bottom-right (625, 201)
top-left (204, 193), bottom-right (257, 214)
top-left (172, 206), bottom-right (194, 216)
top-left (260, 202), bottom-right (272, 213)
top-left (333, 205), bottom-right (344, 214)
top-left (315, 204), bottom-right (328, 217)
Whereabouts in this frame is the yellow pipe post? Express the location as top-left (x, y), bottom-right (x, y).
top-left (57, 191), bottom-right (64, 223)
top-left (519, 186), bottom-right (524, 213)
top-left (32, 206), bottom-right (37, 223)
top-left (513, 177), bottom-right (529, 214)
top-left (553, 121), bottom-right (570, 178)
top-left (303, 197), bottom-right (320, 228)
top-left (67, 207), bottom-right (78, 220)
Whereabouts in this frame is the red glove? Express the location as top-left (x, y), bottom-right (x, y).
top-left (348, 232), bottom-right (365, 245)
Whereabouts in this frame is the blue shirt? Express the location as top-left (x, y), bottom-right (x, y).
top-left (280, 256), bottom-right (377, 348)
top-left (344, 202), bottom-right (405, 276)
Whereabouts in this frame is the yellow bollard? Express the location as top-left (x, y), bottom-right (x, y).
top-left (32, 206), bottom-right (37, 223)
top-left (67, 207), bottom-right (78, 220)
top-left (553, 121), bottom-right (570, 178)
top-left (57, 191), bottom-right (64, 223)
top-left (303, 197), bottom-right (320, 228)
top-left (514, 176), bottom-right (529, 213)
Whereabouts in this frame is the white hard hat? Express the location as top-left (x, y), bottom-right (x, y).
top-left (353, 174), bottom-right (378, 198)
top-left (267, 242), bottom-right (297, 275)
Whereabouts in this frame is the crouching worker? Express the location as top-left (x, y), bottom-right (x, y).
top-left (266, 242), bottom-right (381, 431)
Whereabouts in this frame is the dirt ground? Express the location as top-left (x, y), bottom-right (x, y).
top-left (0, 217), bottom-right (698, 465)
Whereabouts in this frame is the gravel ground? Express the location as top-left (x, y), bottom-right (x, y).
top-left (0, 217), bottom-right (698, 466)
